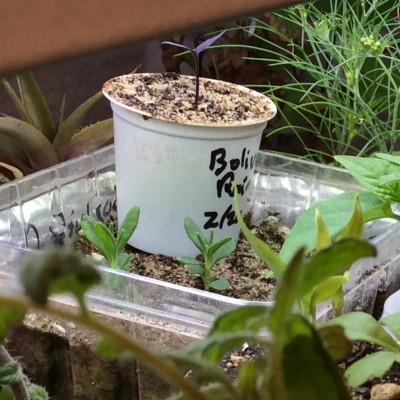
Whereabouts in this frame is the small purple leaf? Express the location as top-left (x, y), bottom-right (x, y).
top-left (195, 31), bottom-right (226, 55)
top-left (161, 41), bottom-right (191, 51)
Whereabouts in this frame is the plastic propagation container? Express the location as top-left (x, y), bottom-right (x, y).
top-left (0, 145), bottom-right (399, 330)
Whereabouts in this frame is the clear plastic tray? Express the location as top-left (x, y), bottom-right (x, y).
top-left (0, 145), bottom-right (399, 332)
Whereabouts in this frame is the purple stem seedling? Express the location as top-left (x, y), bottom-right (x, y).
top-left (161, 31), bottom-right (225, 108)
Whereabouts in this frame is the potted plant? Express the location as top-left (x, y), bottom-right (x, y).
top-left (101, 32), bottom-right (277, 257)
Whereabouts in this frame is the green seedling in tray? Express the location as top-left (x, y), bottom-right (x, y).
top-left (80, 206), bottom-right (140, 271)
top-left (177, 217), bottom-right (236, 291)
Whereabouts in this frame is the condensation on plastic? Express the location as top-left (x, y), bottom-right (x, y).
top-left (0, 145), bottom-right (399, 336)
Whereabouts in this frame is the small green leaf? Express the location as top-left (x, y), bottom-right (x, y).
top-left (233, 183), bottom-right (285, 277)
top-left (323, 312), bottom-right (400, 352)
top-left (116, 252), bottom-right (131, 271)
top-left (380, 312), bottom-right (400, 339)
top-left (27, 384), bottom-right (48, 400)
top-left (338, 193), bottom-right (363, 239)
top-left (96, 337), bottom-right (132, 359)
top-left (307, 275), bottom-right (349, 318)
top-left (209, 237), bottom-right (236, 264)
top-left (345, 351), bottom-right (397, 387)
top-left (315, 208), bottom-right (331, 250)
top-left (0, 362), bottom-right (20, 385)
top-left (187, 265), bottom-right (205, 275)
top-left (116, 206), bottom-right (140, 253)
top-left (208, 278), bottom-right (229, 291)
top-left (80, 216), bottom-right (115, 264)
top-left (209, 305), bottom-right (270, 335)
top-left (183, 217), bottom-right (206, 253)
top-left (176, 256), bottom-right (203, 266)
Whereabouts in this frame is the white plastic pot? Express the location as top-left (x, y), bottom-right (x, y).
top-left (382, 290), bottom-right (400, 318)
top-left (103, 73), bottom-right (277, 257)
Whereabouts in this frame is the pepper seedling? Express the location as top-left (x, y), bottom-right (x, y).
top-left (80, 206), bottom-right (140, 271)
top-left (161, 31), bottom-right (225, 108)
top-left (177, 216), bottom-right (236, 291)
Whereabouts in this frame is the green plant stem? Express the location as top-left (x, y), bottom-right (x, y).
top-left (0, 345), bottom-right (29, 400)
top-left (0, 294), bottom-right (209, 400)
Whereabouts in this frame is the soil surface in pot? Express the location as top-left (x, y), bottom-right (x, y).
top-left (102, 72), bottom-right (276, 125)
top-left (73, 214), bottom-right (288, 301)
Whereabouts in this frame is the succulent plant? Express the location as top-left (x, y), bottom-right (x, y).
top-left (0, 72), bottom-right (113, 180)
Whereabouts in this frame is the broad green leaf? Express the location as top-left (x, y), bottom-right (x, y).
top-left (208, 278), bottom-right (229, 291)
top-left (96, 337), bottom-right (131, 358)
top-left (209, 305), bottom-right (270, 335)
top-left (323, 312), bottom-right (400, 352)
top-left (0, 116), bottom-right (59, 170)
top-left (379, 173), bottom-right (400, 186)
top-left (187, 264), bottom-right (205, 275)
top-left (301, 239), bottom-right (376, 297)
top-left (116, 206), bottom-right (140, 253)
top-left (20, 249), bottom-right (101, 305)
top-left (375, 153), bottom-right (400, 165)
top-left (183, 217), bottom-right (206, 253)
top-left (280, 191), bottom-right (381, 262)
top-left (54, 91), bottom-right (103, 159)
top-left (0, 306), bottom-right (25, 341)
top-left (318, 325), bottom-right (352, 361)
top-left (315, 208), bottom-right (331, 250)
top-left (233, 183), bottom-right (285, 277)
top-left (338, 193), bottom-right (363, 239)
top-left (17, 73), bottom-right (55, 140)
top-left (345, 351), bottom-right (398, 387)
top-left (209, 237), bottom-right (236, 264)
top-left (0, 362), bottom-right (20, 385)
top-left (268, 248), bottom-right (305, 334)
top-left (335, 155), bottom-right (400, 202)
top-left (282, 315), bottom-right (350, 400)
